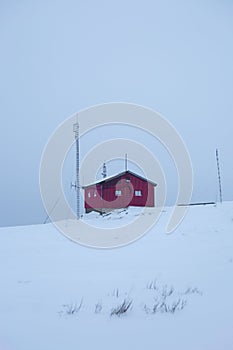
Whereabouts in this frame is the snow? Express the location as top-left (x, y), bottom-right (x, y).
top-left (0, 202), bottom-right (233, 350)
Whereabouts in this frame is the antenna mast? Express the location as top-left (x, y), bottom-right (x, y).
top-left (102, 162), bottom-right (107, 178)
top-left (73, 117), bottom-right (80, 219)
top-left (125, 153), bottom-right (128, 171)
top-left (216, 148), bottom-right (223, 203)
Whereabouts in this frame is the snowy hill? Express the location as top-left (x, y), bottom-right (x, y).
top-left (0, 202), bottom-right (233, 350)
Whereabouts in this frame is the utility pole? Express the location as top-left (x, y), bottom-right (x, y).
top-left (216, 148), bottom-right (223, 203)
top-left (72, 117), bottom-right (80, 219)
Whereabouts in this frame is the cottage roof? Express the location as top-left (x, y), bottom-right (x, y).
top-left (82, 170), bottom-right (157, 189)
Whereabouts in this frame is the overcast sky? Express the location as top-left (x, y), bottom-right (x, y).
top-left (0, 0), bottom-right (233, 226)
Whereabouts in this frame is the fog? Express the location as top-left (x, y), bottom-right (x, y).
top-left (0, 0), bottom-right (232, 226)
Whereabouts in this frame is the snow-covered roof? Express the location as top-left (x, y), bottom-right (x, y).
top-left (82, 170), bottom-right (157, 189)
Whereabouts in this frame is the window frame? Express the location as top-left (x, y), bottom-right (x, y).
top-left (135, 190), bottom-right (142, 197)
top-left (115, 190), bottom-right (122, 197)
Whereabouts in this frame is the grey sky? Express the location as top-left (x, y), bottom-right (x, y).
top-left (0, 0), bottom-right (233, 226)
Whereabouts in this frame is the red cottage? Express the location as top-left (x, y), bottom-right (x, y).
top-left (82, 170), bottom-right (157, 214)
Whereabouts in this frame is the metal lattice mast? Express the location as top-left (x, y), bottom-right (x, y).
top-left (73, 118), bottom-right (80, 219)
top-left (216, 149), bottom-right (223, 203)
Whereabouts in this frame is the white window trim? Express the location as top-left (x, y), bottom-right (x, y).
top-left (135, 190), bottom-right (142, 197)
top-left (115, 190), bottom-right (122, 196)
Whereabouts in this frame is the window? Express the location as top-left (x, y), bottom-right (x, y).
top-left (88, 192), bottom-right (91, 198)
top-left (135, 190), bottom-right (142, 197)
top-left (94, 191), bottom-right (97, 197)
top-left (115, 190), bottom-right (122, 196)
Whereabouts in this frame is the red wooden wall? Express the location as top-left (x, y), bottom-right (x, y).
top-left (84, 172), bottom-right (155, 213)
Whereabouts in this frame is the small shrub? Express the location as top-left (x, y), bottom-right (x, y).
top-left (110, 299), bottom-right (133, 317)
top-left (161, 285), bottom-right (174, 298)
top-left (146, 279), bottom-right (157, 290)
top-left (144, 298), bottom-right (187, 315)
top-left (184, 287), bottom-right (202, 295)
top-left (152, 300), bottom-right (161, 314)
top-left (168, 299), bottom-right (187, 313)
top-left (62, 298), bottom-right (83, 315)
top-left (143, 304), bottom-right (151, 314)
top-left (95, 302), bottom-right (102, 314)
top-left (112, 288), bottom-right (120, 298)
